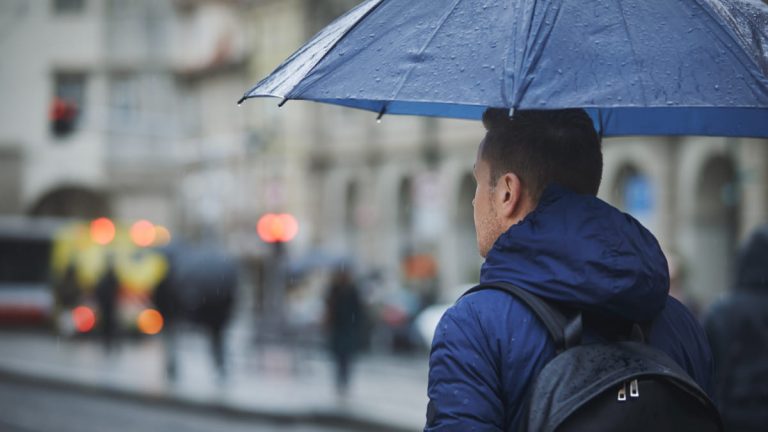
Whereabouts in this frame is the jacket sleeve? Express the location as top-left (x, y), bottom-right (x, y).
top-left (425, 302), bottom-right (505, 431)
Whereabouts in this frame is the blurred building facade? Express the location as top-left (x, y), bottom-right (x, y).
top-left (2, 0), bottom-right (767, 312)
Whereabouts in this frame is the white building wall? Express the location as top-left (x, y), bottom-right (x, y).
top-left (0, 1), bottom-right (108, 210)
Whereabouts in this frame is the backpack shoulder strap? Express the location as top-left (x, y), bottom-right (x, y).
top-left (462, 282), bottom-right (582, 351)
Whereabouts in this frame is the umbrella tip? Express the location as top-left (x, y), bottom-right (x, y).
top-left (376, 105), bottom-right (387, 122)
top-left (508, 108), bottom-right (515, 118)
top-left (236, 95), bottom-right (247, 105)
top-left (278, 97), bottom-right (288, 108)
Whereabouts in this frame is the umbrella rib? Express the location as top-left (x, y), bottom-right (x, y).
top-left (692, 0), bottom-right (768, 81)
top-left (389, 0), bottom-right (465, 102)
top-left (238, 0), bottom-right (386, 104)
top-left (514, 0), bottom-right (565, 108)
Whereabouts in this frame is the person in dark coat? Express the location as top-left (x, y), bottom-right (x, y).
top-left (96, 255), bottom-right (119, 353)
top-left (325, 267), bottom-right (365, 396)
top-left (154, 245), bottom-right (237, 382)
top-left (704, 225), bottom-right (768, 432)
top-left (425, 109), bottom-right (714, 431)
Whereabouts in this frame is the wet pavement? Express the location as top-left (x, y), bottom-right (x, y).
top-left (0, 324), bottom-right (428, 432)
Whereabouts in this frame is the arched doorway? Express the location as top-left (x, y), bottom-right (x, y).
top-left (612, 164), bottom-right (656, 232)
top-left (30, 186), bottom-right (109, 219)
top-left (691, 155), bottom-right (739, 308)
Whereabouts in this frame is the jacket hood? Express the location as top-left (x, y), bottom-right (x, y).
top-left (736, 224), bottom-right (768, 291)
top-left (479, 184), bottom-right (669, 322)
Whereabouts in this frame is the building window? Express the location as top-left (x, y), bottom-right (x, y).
top-left (109, 74), bottom-right (140, 129)
top-left (50, 72), bottom-right (86, 138)
top-left (53, 0), bottom-right (85, 14)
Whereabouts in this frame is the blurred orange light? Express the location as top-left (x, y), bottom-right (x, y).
top-left (137, 309), bottom-right (163, 335)
top-left (257, 213), bottom-right (298, 243)
top-left (72, 306), bottom-right (96, 333)
top-left (130, 220), bottom-right (156, 247)
top-left (90, 218), bottom-right (115, 245)
top-left (154, 225), bottom-right (171, 246)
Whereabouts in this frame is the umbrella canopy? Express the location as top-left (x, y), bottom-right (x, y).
top-left (240, 0), bottom-right (768, 138)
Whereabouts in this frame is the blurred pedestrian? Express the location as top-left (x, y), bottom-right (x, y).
top-left (96, 254), bottom-right (119, 353)
top-left (325, 267), bottom-right (365, 397)
top-left (154, 245), bottom-right (237, 383)
top-left (704, 225), bottom-right (768, 432)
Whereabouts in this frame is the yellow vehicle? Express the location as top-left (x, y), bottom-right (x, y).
top-left (50, 218), bottom-right (170, 336)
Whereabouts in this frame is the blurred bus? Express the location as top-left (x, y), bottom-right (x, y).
top-left (0, 216), bottom-right (169, 336)
top-left (0, 217), bottom-right (61, 326)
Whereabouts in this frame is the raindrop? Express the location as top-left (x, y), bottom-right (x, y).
top-left (714, 84), bottom-right (720, 90)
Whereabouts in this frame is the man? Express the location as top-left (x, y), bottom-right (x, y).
top-left (704, 225), bottom-right (768, 432)
top-left (425, 108), bottom-right (714, 431)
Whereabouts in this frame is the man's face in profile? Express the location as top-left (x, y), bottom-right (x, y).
top-left (473, 139), bottom-right (505, 258)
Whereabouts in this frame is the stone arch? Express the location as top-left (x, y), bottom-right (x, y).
top-left (689, 155), bottom-right (739, 307)
top-left (600, 138), bottom-right (669, 238)
top-left (29, 185), bottom-right (109, 218)
top-left (675, 138), bottom-right (739, 310)
top-left (610, 162), bottom-right (656, 231)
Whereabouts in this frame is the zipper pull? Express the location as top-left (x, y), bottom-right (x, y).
top-left (617, 382), bottom-right (627, 402)
top-left (629, 379), bottom-right (640, 398)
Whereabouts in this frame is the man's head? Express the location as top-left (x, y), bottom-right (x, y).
top-left (472, 108), bottom-right (602, 257)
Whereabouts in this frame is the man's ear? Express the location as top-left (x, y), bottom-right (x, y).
top-left (497, 172), bottom-right (523, 219)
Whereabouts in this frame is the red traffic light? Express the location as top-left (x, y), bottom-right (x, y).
top-left (257, 213), bottom-right (298, 243)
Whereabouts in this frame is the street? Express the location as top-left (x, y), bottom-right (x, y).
top-left (0, 379), bottom-right (356, 432)
top-left (0, 327), bottom-right (427, 432)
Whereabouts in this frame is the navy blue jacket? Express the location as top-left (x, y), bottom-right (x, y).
top-left (425, 185), bottom-right (714, 431)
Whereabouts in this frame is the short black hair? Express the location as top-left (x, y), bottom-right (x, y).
top-left (480, 108), bottom-right (603, 201)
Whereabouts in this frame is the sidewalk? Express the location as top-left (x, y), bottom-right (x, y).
top-left (0, 326), bottom-right (429, 432)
